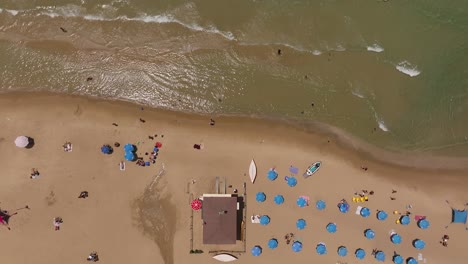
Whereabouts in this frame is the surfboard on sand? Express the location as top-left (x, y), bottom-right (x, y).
top-left (249, 159), bottom-right (257, 183)
top-left (213, 253), bottom-right (238, 262)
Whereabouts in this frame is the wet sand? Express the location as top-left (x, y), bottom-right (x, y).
top-left (0, 93), bottom-right (467, 264)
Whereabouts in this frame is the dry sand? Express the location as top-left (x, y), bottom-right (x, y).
top-left (0, 93), bottom-right (467, 264)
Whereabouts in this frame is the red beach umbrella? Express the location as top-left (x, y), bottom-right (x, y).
top-left (191, 199), bottom-right (202, 210)
top-left (155, 142), bottom-right (162, 148)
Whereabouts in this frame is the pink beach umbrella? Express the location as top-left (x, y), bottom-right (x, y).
top-left (191, 199), bottom-right (202, 210)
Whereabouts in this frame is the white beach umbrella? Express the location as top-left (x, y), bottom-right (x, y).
top-left (15, 136), bottom-right (29, 148)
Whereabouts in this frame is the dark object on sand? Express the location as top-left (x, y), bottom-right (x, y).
top-left (101, 145), bottom-right (113, 154)
top-left (114, 142), bottom-right (120, 147)
top-left (193, 144), bottom-right (201, 150)
top-left (210, 119), bottom-right (215, 126)
top-left (112, 123), bottom-right (118, 127)
top-left (87, 252), bottom-right (99, 262)
top-left (139, 118), bottom-right (146, 123)
top-left (60, 27), bottom-right (67, 33)
top-left (148, 136), bottom-right (154, 140)
top-left (86, 77), bottom-right (93, 81)
top-left (277, 49), bottom-right (282, 55)
top-left (78, 191), bottom-right (89, 199)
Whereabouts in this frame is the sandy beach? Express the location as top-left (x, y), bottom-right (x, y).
top-left (0, 93), bottom-right (467, 264)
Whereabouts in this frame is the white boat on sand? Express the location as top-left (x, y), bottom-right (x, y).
top-left (249, 159), bottom-right (257, 183)
top-left (213, 253), bottom-right (238, 262)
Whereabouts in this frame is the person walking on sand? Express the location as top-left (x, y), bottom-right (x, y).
top-left (53, 217), bottom-right (63, 231)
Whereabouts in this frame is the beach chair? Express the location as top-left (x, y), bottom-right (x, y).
top-left (355, 206), bottom-right (363, 215)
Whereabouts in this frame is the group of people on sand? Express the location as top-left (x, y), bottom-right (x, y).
top-left (284, 233), bottom-right (295, 245)
top-left (440, 234), bottom-right (450, 247)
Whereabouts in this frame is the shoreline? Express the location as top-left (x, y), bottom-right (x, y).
top-left (3, 91), bottom-right (468, 174)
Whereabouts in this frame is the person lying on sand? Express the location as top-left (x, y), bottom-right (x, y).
top-left (78, 191), bottom-right (89, 199)
top-left (0, 210), bottom-right (17, 230)
top-left (63, 142), bottom-right (72, 152)
top-left (87, 251), bottom-right (99, 262)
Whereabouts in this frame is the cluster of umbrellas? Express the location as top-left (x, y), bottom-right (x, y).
top-left (124, 143), bottom-right (137, 161)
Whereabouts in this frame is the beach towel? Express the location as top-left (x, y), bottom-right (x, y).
top-left (355, 206), bottom-right (363, 215)
top-left (415, 215), bottom-right (426, 221)
top-left (289, 166), bottom-right (299, 174)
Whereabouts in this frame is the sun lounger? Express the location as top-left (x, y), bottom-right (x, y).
top-left (251, 215), bottom-right (260, 224)
top-left (355, 206), bottom-right (362, 215)
top-left (120, 162), bottom-right (125, 171)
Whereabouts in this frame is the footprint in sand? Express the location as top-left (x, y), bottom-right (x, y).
top-left (46, 191), bottom-right (56, 206)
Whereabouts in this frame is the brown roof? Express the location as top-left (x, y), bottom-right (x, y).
top-left (202, 197), bottom-right (238, 244)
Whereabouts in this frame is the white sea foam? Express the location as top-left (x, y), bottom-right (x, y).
top-left (396, 61), bottom-right (421, 77)
top-left (367, 44), bottom-right (384, 53)
top-left (1, 6), bottom-right (236, 41)
top-left (351, 90), bottom-right (365, 99)
top-left (312, 50), bottom-right (322, 56)
top-left (378, 120), bottom-right (389, 132)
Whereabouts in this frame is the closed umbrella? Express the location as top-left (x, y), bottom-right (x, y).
top-left (124, 144), bottom-right (135, 152)
top-left (355, 249), bottom-right (366, 259)
top-left (286, 176), bottom-right (297, 187)
top-left (391, 234), bottom-right (402, 244)
top-left (274, 195), bottom-right (284, 205)
top-left (326, 223), bottom-right (337, 233)
top-left (417, 219), bottom-right (430, 229)
top-left (393, 254), bottom-right (404, 264)
top-left (377, 210), bottom-right (388, 221)
top-left (297, 197), bottom-right (307, 207)
top-left (360, 207), bottom-right (371, 218)
top-left (260, 215), bottom-right (270, 225)
top-left (292, 241), bottom-right (302, 252)
top-left (375, 251), bottom-right (385, 262)
top-left (316, 243), bottom-right (327, 255)
top-left (316, 200), bottom-right (326, 210)
top-left (400, 215), bottom-right (410, 225)
top-left (268, 239), bottom-right (278, 249)
top-left (296, 219), bottom-right (306, 230)
top-left (251, 246), bottom-right (262, 256)
top-left (267, 170), bottom-right (278, 181)
top-left (337, 246), bottom-right (347, 257)
top-left (364, 229), bottom-right (375, 239)
top-left (15, 136), bottom-right (29, 148)
top-left (406, 257), bottom-right (418, 264)
top-left (190, 199), bottom-right (202, 210)
top-left (124, 152), bottom-right (136, 161)
top-left (413, 239), bottom-right (425, 250)
top-left (256, 192), bottom-right (266, 202)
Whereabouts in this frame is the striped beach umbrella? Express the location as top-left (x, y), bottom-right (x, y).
top-left (316, 200), bottom-right (326, 210)
top-left (256, 192), bottom-right (266, 202)
top-left (297, 197), bottom-right (307, 207)
top-left (296, 219), bottom-right (307, 230)
top-left (190, 199), bottom-right (202, 210)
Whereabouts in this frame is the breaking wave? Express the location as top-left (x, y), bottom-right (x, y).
top-left (396, 61), bottom-right (421, 77)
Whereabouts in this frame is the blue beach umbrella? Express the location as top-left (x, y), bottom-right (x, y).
top-left (101, 145), bottom-right (112, 154)
top-left (260, 215), bottom-right (270, 225)
top-left (124, 151), bottom-right (136, 161)
top-left (268, 239), bottom-right (278, 249)
top-left (391, 233), bottom-right (402, 244)
top-left (413, 239), bottom-right (425, 250)
top-left (316, 243), bottom-right (327, 255)
top-left (400, 215), bottom-right (410, 225)
top-left (296, 219), bottom-right (306, 230)
top-left (364, 229), bottom-right (375, 239)
top-left (355, 248), bottom-right (366, 260)
top-left (292, 241), bottom-right (302, 252)
top-left (326, 223), bottom-right (337, 233)
top-left (251, 246), bottom-right (262, 256)
top-left (417, 219), bottom-right (430, 229)
top-left (337, 246), bottom-right (348, 257)
top-left (339, 202), bottom-right (349, 213)
top-left (375, 251), bottom-right (386, 262)
top-left (393, 255), bottom-right (404, 264)
top-left (377, 210), bottom-right (388, 221)
top-left (124, 143), bottom-right (136, 152)
top-left (286, 176), bottom-right (297, 187)
top-left (316, 200), bottom-right (326, 210)
top-left (256, 192), bottom-right (266, 202)
top-left (297, 197), bottom-right (307, 207)
top-left (274, 195), bottom-right (284, 205)
top-left (360, 207), bottom-right (371, 217)
top-left (267, 170), bottom-right (278, 181)
top-left (406, 257), bottom-right (418, 264)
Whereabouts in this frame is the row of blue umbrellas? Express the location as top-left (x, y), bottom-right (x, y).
top-left (253, 244), bottom-right (420, 263)
top-left (124, 143), bottom-right (137, 161)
